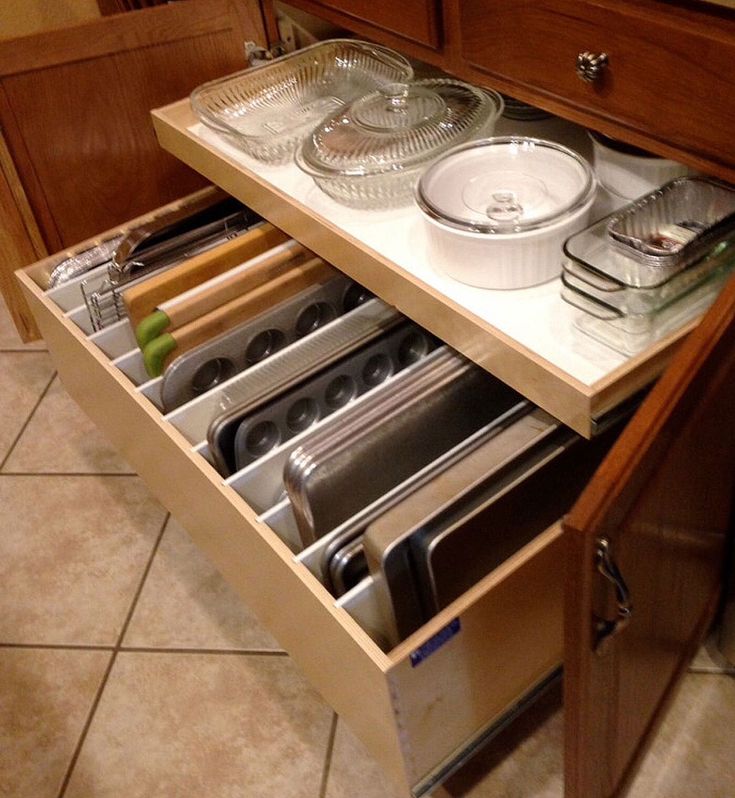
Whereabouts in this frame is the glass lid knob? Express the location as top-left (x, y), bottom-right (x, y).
top-left (486, 191), bottom-right (524, 223)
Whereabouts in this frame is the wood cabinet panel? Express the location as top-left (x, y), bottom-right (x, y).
top-left (299, 0), bottom-right (440, 48)
top-left (456, 0), bottom-right (735, 175)
top-left (279, 0), bottom-right (443, 58)
top-left (0, 0), bottom-right (266, 340)
top-left (1, 35), bottom-right (242, 248)
top-left (564, 270), bottom-right (735, 796)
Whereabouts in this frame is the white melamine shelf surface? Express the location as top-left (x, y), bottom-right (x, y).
top-left (189, 118), bottom-right (627, 389)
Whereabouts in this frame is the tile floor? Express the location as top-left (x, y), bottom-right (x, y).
top-left (1, 294), bottom-right (735, 798)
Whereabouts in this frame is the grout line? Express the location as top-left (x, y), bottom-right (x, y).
top-left (115, 513), bottom-right (171, 652)
top-left (118, 646), bottom-right (289, 656)
top-left (0, 347), bottom-right (49, 353)
top-left (0, 371), bottom-right (57, 471)
top-left (0, 471), bottom-right (138, 478)
top-left (0, 642), bottom-right (114, 652)
top-left (318, 713), bottom-right (339, 798)
top-left (688, 665), bottom-right (735, 675)
top-left (56, 512), bottom-right (170, 798)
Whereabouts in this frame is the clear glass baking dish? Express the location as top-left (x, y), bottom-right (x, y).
top-left (562, 236), bottom-right (735, 316)
top-left (560, 245), bottom-right (735, 355)
top-left (565, 199), bottom-right (735, 289)
top-left (190, 39), bottom-right (413, 165)
top-left (294, 80), bottom-right (502, 209)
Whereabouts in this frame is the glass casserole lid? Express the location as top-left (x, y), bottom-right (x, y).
top-left (295, 79), bottom-right (502, 179)
top-left (416, 137), bottom-right (596, 235)
top-left (190, 39), bottom-right (413, 165)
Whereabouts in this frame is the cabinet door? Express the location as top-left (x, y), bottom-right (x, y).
top-left (563, 274), bottom-right (735, 797)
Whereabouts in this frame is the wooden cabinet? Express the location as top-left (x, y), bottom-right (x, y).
top-left (281, 0), bottom-right (735, 180)
top-left (275, 0), bottom-right (445, 62)
top-left (452, 0), bottom-right (735, 181)
top-left (0, 0), bottom-right (267, 341)
top-left (12, 4), bottom-right (735, 797)
top-left (281, 0), bottom-right (441, 49)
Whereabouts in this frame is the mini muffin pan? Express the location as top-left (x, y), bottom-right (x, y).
top-left (232, 321), bottom-right (440, 470)
top-left (160, 275), bottom-right (371, 411)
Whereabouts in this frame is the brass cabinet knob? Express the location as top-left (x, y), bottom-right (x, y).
top-left (576, 51), bottom-right (609, 83)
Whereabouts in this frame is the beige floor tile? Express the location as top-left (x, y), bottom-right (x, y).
top-left (4, 376), bottom-right (134, 474)
top-left (0, 352), bottom-right (54, 462)
top-left (123, 517), bottom-right (282, 651)
top-left (64, 651), bottom-right (333, 798)
top-left (628, 674), bottom-right (735, 798)
top-left (0, 295), bottom-right (46, 350)
top-left (440, 683), bottom-right (563, 798)
top-left (0, 476), bottom-right (166, 645)
top-left (427, 673), bottom-right (735, 798)
top-left (325, 718), bottom-right (405, 798)
top-left (0, 647), bottom-right (110, 798)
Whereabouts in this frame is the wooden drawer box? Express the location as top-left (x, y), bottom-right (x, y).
top-left (280, 0), bottom-right (443, 57)
top-left (292, 0), bottom-right (440, 49)
top-left (456, 0), bottom-right (735, 172)
top-left (17, 196), bottom-right (567, 796)
top-left (14, 13), bottom-right (735, 797)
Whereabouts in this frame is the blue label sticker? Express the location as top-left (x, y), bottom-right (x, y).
top-left (410, 618), bottom-right (461, 667)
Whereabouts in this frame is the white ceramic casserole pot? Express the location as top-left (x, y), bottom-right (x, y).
top-left (416, 137), bottom-right (597, 289)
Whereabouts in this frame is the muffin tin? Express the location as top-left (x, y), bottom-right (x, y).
top-left (160, 274), bottom-right (368, 411)
top-left (232, 321), bottom-right (439, 470)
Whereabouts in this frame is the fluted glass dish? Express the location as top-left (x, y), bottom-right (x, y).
top-left (295, 80), bottom-right (503, 208)
top-left (190, 40), bottom-right (413, 165)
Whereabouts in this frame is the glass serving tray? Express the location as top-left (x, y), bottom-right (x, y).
top-left (190, 40), bottom-right (413, 165)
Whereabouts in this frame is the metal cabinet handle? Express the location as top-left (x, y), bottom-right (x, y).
top-left (576, 51), bottom-right (609, 83)
top-left (594, 536), bottom-right (633, 653)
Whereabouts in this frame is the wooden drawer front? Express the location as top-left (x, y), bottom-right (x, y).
top-left (16, 196), bottom-right (563, 796)
top-left (286, 0), bottom-right (442, 50)
top-left (458, 0), bottom-right (735, 168)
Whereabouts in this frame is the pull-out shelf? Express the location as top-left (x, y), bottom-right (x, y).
top-left (151, 99), bottom-right (697, 438)
top-left (17, 196), bottom-right (568, 796)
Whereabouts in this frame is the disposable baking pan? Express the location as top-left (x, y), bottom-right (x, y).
top-left (606, 177), bottom-right (735, 273)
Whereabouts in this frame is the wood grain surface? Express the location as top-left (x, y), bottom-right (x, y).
top-left (564, 270), bottom-right (735, 797)
top-left (0, 0), bottom-right (266, 339)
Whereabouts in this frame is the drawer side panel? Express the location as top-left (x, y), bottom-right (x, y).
top-left (17, 270), bottom-right (412, 794)
top-left (386, 525), bottom-right (564, 785)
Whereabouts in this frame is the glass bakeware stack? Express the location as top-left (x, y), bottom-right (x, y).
top-left (560, 177), bottom-right (735, 354)
top-left (190, 40), bottom-right (414, 165)
top-left (190, 40), bottom-right (503, 209)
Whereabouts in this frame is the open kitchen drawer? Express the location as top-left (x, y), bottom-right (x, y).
top-left (16, 194), bottom-right (570, 796)
top-left (18, 186), bottom-right (735, 798)
top-left (17, 183), bottom-right (735, 798)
